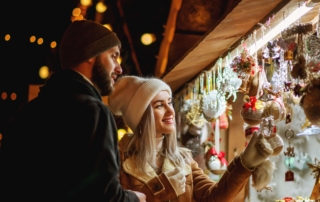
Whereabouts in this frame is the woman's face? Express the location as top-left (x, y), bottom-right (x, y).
top-left (151, 90), bottom-right (175, 137)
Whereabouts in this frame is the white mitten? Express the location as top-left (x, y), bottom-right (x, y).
top-left (251, 159), bottom-right (276, 191)
top-left (240, 131), bottom-right (273, 169)
top-left (164, 167), bottom-right (186, 196)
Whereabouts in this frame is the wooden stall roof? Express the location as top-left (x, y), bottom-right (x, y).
top-left (161, 0), bottom-right (320, 94)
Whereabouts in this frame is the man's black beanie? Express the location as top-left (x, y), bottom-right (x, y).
top-left (60, 20), bottom-right (121, 69)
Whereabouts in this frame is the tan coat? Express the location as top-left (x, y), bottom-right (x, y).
top-left (118, 135), bottom-right (252, 202)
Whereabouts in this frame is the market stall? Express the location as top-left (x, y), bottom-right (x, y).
top-left (161, 0), bottom-right (320, 201)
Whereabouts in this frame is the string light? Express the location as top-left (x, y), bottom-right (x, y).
top-left (80, 0), bottom-right (92, 7)
top-left (50, 41), bottom-right (57, 48)
top-left (96, 2), bottom-right (107, 13)
top-left (141, 33), bottom-right (156, 45)
top-left (39, 66), bottom-right (50, 79)
top-left (10, 92), bottom-right (17, 101)
top-left (249, 2), bottom-right (313, 55)
top-left (30, 36), bottom-right (36, 43)
top-left (37, 38), bottom-right (44, 45)
top-left (4, 34), bottom-right (10, 41)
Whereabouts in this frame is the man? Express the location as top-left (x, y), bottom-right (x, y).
top-left (0, 20), bottom-right (146, 202)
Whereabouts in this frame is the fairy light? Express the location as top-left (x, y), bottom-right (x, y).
top-left (30, 36), bottom-right (36, 43)
top-left (4, 34), bottom-right (10, 41)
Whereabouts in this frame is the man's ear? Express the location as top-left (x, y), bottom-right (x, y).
top-left (87, 57), bottom-right (95, 64)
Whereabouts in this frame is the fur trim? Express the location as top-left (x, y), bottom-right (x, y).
top-left (122, 156), bottom-right (192, 183)
top-left (251, 159), bottom-right (276, 191)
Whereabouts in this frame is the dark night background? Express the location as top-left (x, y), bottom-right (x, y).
top-left (0, 0), bottom-right (171, 133)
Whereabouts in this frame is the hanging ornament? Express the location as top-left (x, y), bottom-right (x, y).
top-left (285, 113), bottom-right (292, 125)
top-left (201, 67), bottom-right (226, 122)
top-left (205, 147), bottom-right (227, 175)
top-left (240, 95), bottom-right (266, 126)
top-left (263, 97), bottom-right (286, 122)
top-left (291, 55), bottom-right (308, 80)
top-left (186, 80), bottom-right (207, 127)
top-left (284, 49), bottom-right (294, 61)
top-left (259, 116), bottom-right (284, 156)
top-left (230, 48), bottom-right (257, 94)
top-left (201, 90), bottom-right (226, 122)
top-left (283, 129), bottom-right (295, 181)
top-left (244, 124), bottom-right (260, 147)
top-left (185, 136), bottom-right (202, 156)
top-left (297, 125), bottom-right (320, 136)
top-left (301, 83), bottom-right (320, 126)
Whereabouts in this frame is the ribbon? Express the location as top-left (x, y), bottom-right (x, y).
top-left (245, 127), bottom-right (260, 137)
top-left (243, 96), bottom-right (257, 111)
top-left (282, 197), bottom-right (293, 202)
top-left (206, 147), bottom-right (228, 165)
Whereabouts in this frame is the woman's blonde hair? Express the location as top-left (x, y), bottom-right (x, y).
top-left (127, 104), bottom-right (191, 174)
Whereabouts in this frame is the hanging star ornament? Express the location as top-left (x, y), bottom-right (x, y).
top-left (307, 158), bottom-right (320, 180)
top-left (307, 158), bottom-right (320, 200)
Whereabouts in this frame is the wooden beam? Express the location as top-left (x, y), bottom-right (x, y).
top-left (154, 0), bottom-right (182, 77)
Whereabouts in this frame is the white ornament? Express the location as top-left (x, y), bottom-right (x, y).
top-left (201, 90), bottom-right (226, 121)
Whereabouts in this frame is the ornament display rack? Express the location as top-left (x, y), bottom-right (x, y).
top-left (174, 1), bottom-right (320, 201)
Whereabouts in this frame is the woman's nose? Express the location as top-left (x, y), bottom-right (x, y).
top-left (166, 105), bottom-right (175, 115)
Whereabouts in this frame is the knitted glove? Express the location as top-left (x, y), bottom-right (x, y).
top-left (164, 167), bottom-right (186, 196)
top-left (240, 130), bottom-right (273, 169)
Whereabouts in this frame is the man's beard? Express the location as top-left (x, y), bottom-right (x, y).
top-left (91, 57), bottom-right (113, 96)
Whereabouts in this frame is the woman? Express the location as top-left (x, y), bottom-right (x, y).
top-left (108, 75), bottom-right (273, 202)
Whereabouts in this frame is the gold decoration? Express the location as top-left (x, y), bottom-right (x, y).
top-left (301, 119), bottom-right (312, 130)
top-left (307, 158), bottom-right (320, 200)
top-left (186, 99), bottom-right (206, 127)
top-left (284, 50), bottom-right (293, 60)
top-left (281, 23), bottom-right (313, 40)
top-left (263, 99), bottom-right (286, 122)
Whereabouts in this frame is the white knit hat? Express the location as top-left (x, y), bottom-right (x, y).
top-left (108, 76), bottom-right (172, 132)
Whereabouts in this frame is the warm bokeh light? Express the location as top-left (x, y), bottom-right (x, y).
top-left (72, 15), bottom-right (84, 22)
top-left (117, 128), bottom-right (127, 141)
top-left (117, 56), bottom-right (122, 64)
top-left (39, 66), bottom-right (49, 79)
top-left (103, 24), bottom-right (112, 31)
top-left (50, 41), bottom-right (57, 48)
top-left (30, 36), bottom-right (36, 43)
top-left (141, 33), bottom-right (156, 45)
top-left (4, 34), bottom-right (10, 41)
top-left (0, 133), bottom-right (2, 141)
top-left (96, 2), bottom-right (107, 13)
top-left (1, 92), bottom-right (7, 100)
top-left (72, 7), bottom-right (81, 16)
top-left (80, 0), bottom-right (92, 7)
top-left (37, 38), bottom-right (43, 45)
top-left (10, 92), bottom-right (17, 101)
